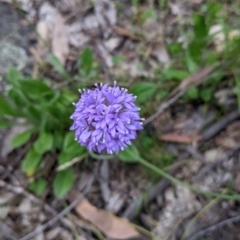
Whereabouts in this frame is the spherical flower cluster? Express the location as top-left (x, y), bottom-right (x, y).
top-left (70, 82), bottom-right (144, 154)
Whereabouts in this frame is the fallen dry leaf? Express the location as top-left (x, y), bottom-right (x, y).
top-left (113, 26), bottom-right (139, 41)
top-left (151, 40), bottom-right (170, 64)
top-left (36, 20), bottom-right (50, 63)
top-left (75, 198), bottom-right (139, 239)
top-left (159, 133), bottom-right (202, 143)
top-left (38, 2), bottom-right (69, 65)
top-left (52, 14), bottom-right (69, 65)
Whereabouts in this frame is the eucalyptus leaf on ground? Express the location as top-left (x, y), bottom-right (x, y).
top-left (74, 197), bottom-right (140, 239)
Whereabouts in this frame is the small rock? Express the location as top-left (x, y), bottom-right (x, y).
top-left (0, 42), bottom-right (28, 74)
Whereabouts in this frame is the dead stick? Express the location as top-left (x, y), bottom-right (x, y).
top-left (187, 215), bottom-right (240, 240)
top-left (200, 110), bottom-right (240, 144)
top-left (144, 66), bottom-right (214, 126)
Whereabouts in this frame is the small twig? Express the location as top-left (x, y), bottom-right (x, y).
top-left (0, 179), bottom-right (56, 215)
top-left (144, 90), bottom-right (184, 125)
top-left (200, 110), bottom-right (240, 144)
top-left (19, 177), bottom-right (94, 240)
top-left (144, 66), bottom-right (214, 126)
top-left (187, 214), bottom-right (240, 240)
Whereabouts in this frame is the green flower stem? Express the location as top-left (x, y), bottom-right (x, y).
top-left (137, 157), bottom-right (240, 201)
top-left (89, 151), bottom-right (114, 160)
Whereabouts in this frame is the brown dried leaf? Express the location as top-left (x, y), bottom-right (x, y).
top-left (113, 26), bottom-right (139, 41)
top-left (36, 21), bottom-right (50, 63)
top-left (151, 40), bottom-right (170, 64)
top-left (75, 198), bottom-right (139, 239)
top-left (159, 133), bottom-right (202, 143)
top-left (52, 14), bottom-right (69, 65)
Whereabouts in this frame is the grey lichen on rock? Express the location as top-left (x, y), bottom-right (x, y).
top-left (0, 41), bottom-right (28, 74)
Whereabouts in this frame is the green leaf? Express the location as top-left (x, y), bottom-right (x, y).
top-left (0, 96), bottom-right (17, 116)
top-left (58, 152), bottom-right (72, 165)
top-left (200, 89), bottom-right (212, 102)
top-left (7, 67), bottom-right (23, 87)
top-left (8, 89), bottom-right (29, 106)
top-left (63, 132), bottom-right (86, 155)
top-left (26, 106), bottom-right (42, 124)
top-left (0, 120), bottom-right (11, 129)
top-left (79, 47), bottom-right (93, 75)
top-left (53, 132), bottom-right (64, 150)
top-left (186, 86), bottom-right (199, 100)
top-left (118, 145), bottom-right (141, 163)
top-left (60, 89), bottom-right (78, 106)
top-left (140, 8), bottom-right (156, 22)
top-left (48, 54), bottom-right (70, 79)
top-left (28, 178), bottom-right (47, 195)
top-left (33, 132), bottom-right (54, 155)
top-left (112, 54), bottom-right (125, 65)
top-left (11, 129), bottom-right (33, 149)
top-left (53, 167), bottom-right (74, 199)
top-left (193, 14), bottom-right (208, 40)
top-left (131, 82), bottom-right (157, 104)
top-left (18, 80), bottom-right (54, 99)
top-left (162, 68), bottom-right (189, 81)
top-left (185, 50), bottom-right (198, 73)
top-left (21, 148), bottom-right (42, 177)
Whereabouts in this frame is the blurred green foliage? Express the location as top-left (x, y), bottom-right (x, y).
top-left (1, 0), bottom-right (240, 199)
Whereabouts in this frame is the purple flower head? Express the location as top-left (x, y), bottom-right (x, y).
top-left (70, 82), bottom-right (144, 154)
